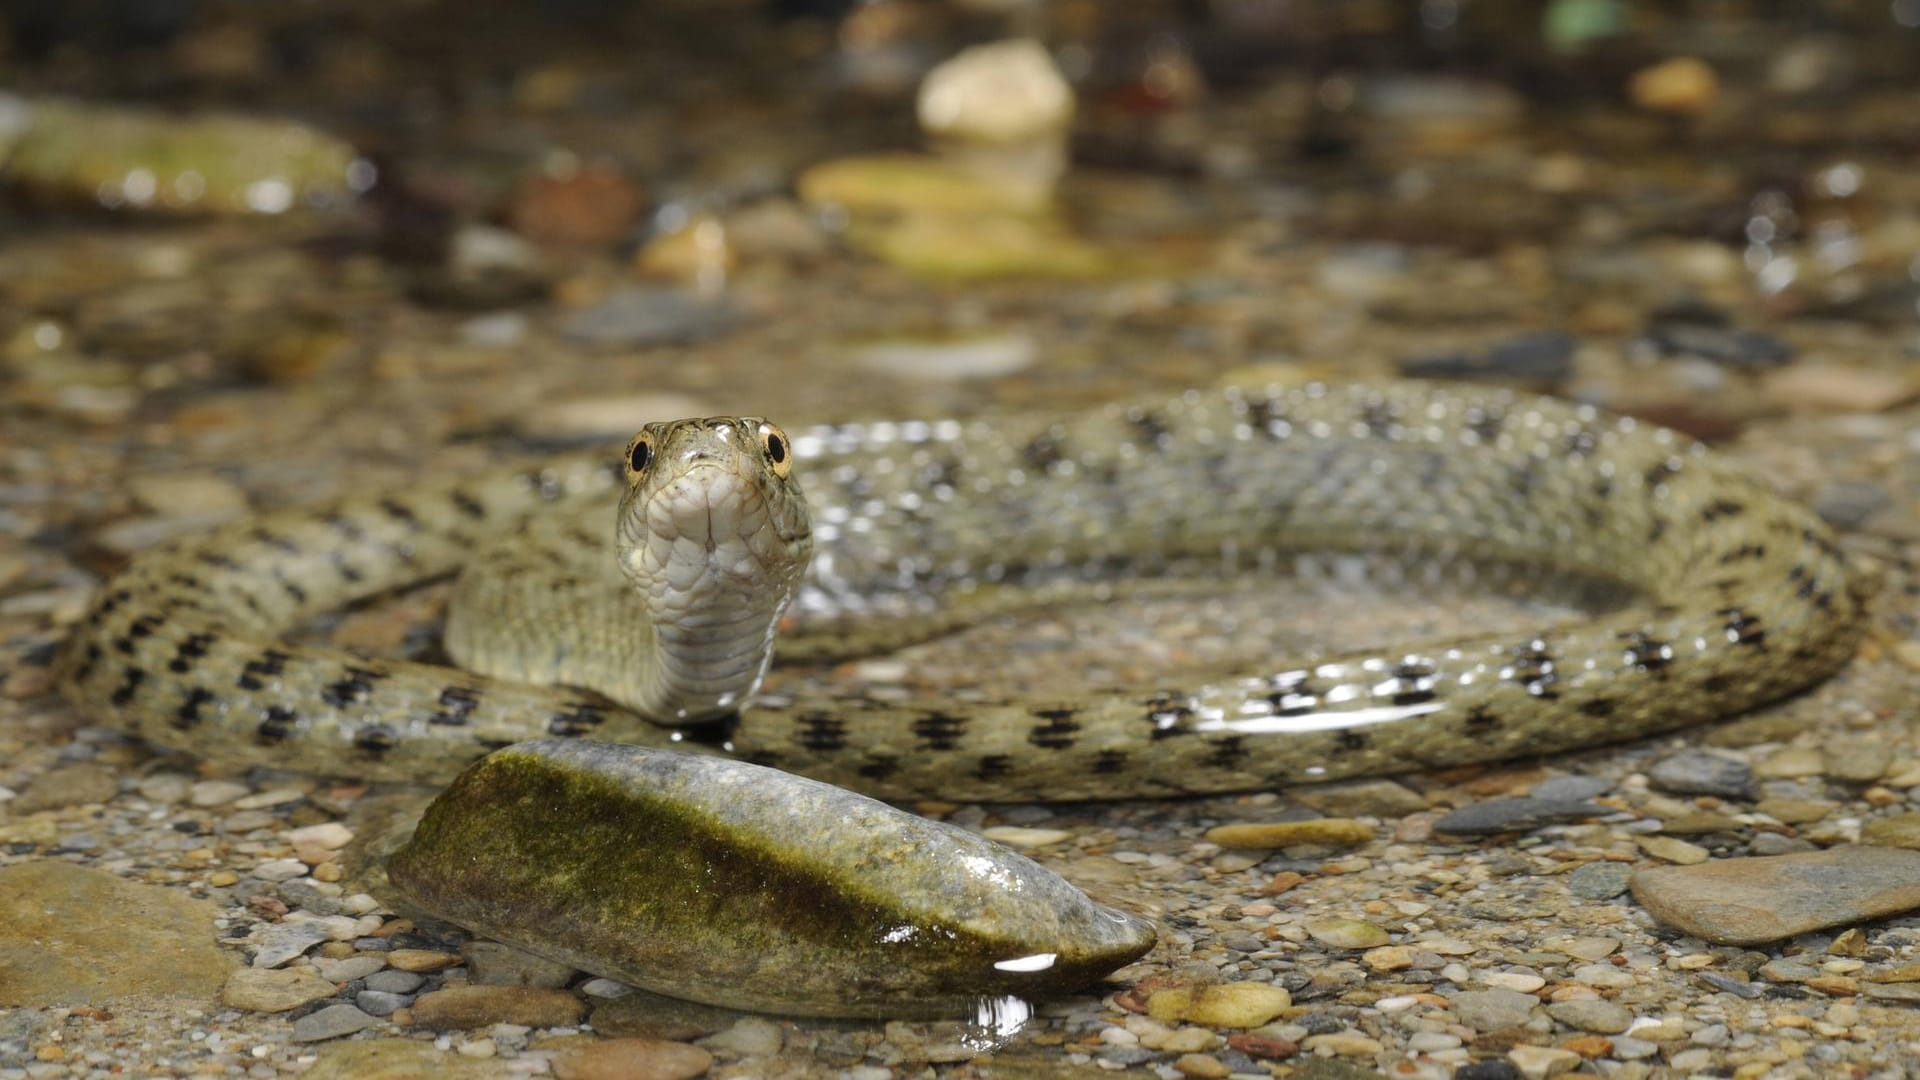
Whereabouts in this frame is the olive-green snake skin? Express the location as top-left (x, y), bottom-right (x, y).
top-left (58, 381), bottom-right (1867, 801)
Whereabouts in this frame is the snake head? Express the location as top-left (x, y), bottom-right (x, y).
top-left (614, 417), bottom-right (815, 614)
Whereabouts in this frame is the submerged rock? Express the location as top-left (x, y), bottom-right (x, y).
top-left (388, 741), bottom-right (1155, 1018)
top-left (0, 94), bottom-right (367, 215)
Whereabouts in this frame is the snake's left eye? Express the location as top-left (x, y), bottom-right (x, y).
top-left (760, 423), bottom-right (792, 479)
top-left (626, 434), bottom-right (654, 475)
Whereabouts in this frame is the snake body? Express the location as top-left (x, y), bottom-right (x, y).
top-left (59, 381), bottom-right (1867, 801)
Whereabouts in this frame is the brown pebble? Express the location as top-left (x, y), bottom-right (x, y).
top-left (1561, 1035), bottom-right (1613, 1058)
top-left (1256, 871), bottom-right (1307, 896)
top-left (1632, 847), bottom-right (1920, 945)
top-left (1172, 1052), bottom-right (1231, 1079)
top-left (1205, 819), bottom-right (1372, 850)
top-left (510, 162), bottom-right (646, 248)
top-left (550, 1037), bottom-right (713, 1080)
top-left (12, 763), bottom-right (120, 813)
top-left (385, 949), bottom-right (462, 972)
top-left (1225, 1032), bottom-right (1299, 1060)
top-left (407, 985), bottom-right (587, 1030)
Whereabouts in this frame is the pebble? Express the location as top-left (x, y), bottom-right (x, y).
top-left (1224, 1031), bottom-right (1298, 1060)
top-left (1609, 1036), bottom-right (1658, 1059)
top-left (407, 985), bottom-right (588, 1030)
top-left (385, 948), bottom-right (463, 972)
top-left (233, 785), bottom-right (310, 810)
top-left (288, 821), bottom-right (355, 853)
top-left (298, 1038), bottom-right (500, 1079)
top-left (134, 772), bottom-right (192, 804)
top-left (1158, 1027), bottom-right (1216, 1053)
top-left (253, 858), bottom-right (310, 882)
top-left (10, 763), bottom-right (119, 812)
top-left (1483, 972), bottom-right (1545, 993)
top-left (1628, 56), bottom-right (1719, 114)
top-left (1432, 797), bottom-right (1610, 835)
top-left (1638, 836), bottom-right (1709, 865)
top-left (188, 779), bottom-right (252, 807)
top-left (1764, 363), bottom-right (1919, 413)
top-left (1632, 846), bottom-right (1920, 944)
top-left (1567, 861), bottom-right (1634, 900)
top-left (1861, 812), bottom-right (1920, 849)
top-left (853, 335), bottom-right (1037, 381)
top-left (251, 922), bottom-right (337, 968)
top-left (1406, 1031), bottom-right (1462, 1052)
top-left (1399, 331), bottom-right (1576, 384)
top-left (520, 392), bottom-right (714, 441)
top-left (1647, 750), bottom-right (1753, 798)
top-left (1204, 819), bottom-right (1372, 850)
top-left (458, 311), bottom-right (529, 349)
top-left (1814, 482), bottom-right (1892, 529)
top-left (1754, 746), bottom-right (1825, 779)
top-left (1448, 988), bottom-right (1540, 1031)
top-left (1823, 738), bottom-right (1891, 783)
top-left (1528, 775), bottom-right (1613, 802)
top-left (560, 286), bottom-right (739, 347)
top-left (287, 1003), bottom-right (379, 1043)
top-left (1571, 963), bottom-right (1634, 989)
top-left (1291, 779), bottom-right (1427, 817)
top-left (1150, 982), bottom-right (1292, 1029)
top-left (978, 826), bottom-right (1072, 849)
top-left (1172, 1052), bottom-right (1231, 1078)
top-left (1506, 1044), bottom-right (1584, 1078)
top-left (1303, 917), bottom-right (1392, 949)
top-left (354, 990), bottom-right (412, 1016)
top-left (221, 967), bottom-right (338, 1013)
top-left (1754, 798), bottom-right (1832, 825)
top-left (1647, 321), bottom-right (1793, 369)
top-left (127, 470), bottom-right (249, 516)
top-left (1300, 1032), bottom-right (1383, 1056)
top-left (551, 1037), bottom-right (715, 1080)
top-left (1545, 998), bottom-right (1632, 1034)
top-left (461, 941), bottom-right (579, 988)
top-left (508, 160), bottom-right (646, 248)
top-left (363, 969), bottom-right (425, 994)
top-left (699, 1016), bottom-right (784, 1057)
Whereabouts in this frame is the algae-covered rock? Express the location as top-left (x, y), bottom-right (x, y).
top-left (0, 94), bottom-right (366, 215)
top-left (388, 741), bottom-right (1155, 1018)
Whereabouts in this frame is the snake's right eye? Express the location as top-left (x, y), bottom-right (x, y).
top-left (627, 436), bottom-right (653, 474)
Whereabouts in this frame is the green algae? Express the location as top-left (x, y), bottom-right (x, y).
top-left (388, 740), bottom-right (1155, 1017)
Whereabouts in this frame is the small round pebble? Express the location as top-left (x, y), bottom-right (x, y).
top-left (1646, 750), bottom-right (1753, 798)
top-left (698, 1016), bottom-right (783, 1057)
top-left (1567, 861), bottom-right (1634, 900)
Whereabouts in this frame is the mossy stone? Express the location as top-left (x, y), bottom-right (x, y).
top-left (389, 740), bottom-right (1155, 1017)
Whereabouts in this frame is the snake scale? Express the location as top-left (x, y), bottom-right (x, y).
top-left (59, 381), bottom-right (1868, 802)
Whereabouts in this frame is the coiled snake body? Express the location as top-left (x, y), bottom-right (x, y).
top-left (59, 382), bottom-right (1866, 801)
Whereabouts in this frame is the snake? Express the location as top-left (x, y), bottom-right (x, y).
top-left (57, 380), bottom-right (1868, 802)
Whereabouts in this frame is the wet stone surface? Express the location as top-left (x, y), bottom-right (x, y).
top-left (387, 741), bottom-right (1157, 1017)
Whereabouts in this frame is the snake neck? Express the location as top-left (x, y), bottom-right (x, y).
top-left (625, 585), bottom-right (792, 723)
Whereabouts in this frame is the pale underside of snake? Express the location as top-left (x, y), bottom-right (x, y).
top-left (58, 381), bottom-right (1869, 802)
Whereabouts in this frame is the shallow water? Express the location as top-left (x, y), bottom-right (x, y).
top-left (4, 2), bottom-right (1920, 1077)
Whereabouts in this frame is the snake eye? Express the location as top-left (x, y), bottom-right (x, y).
top-left (760, 423), bottom-right (792, 479)
top-left (626, 435), bottom-right (653, 475)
